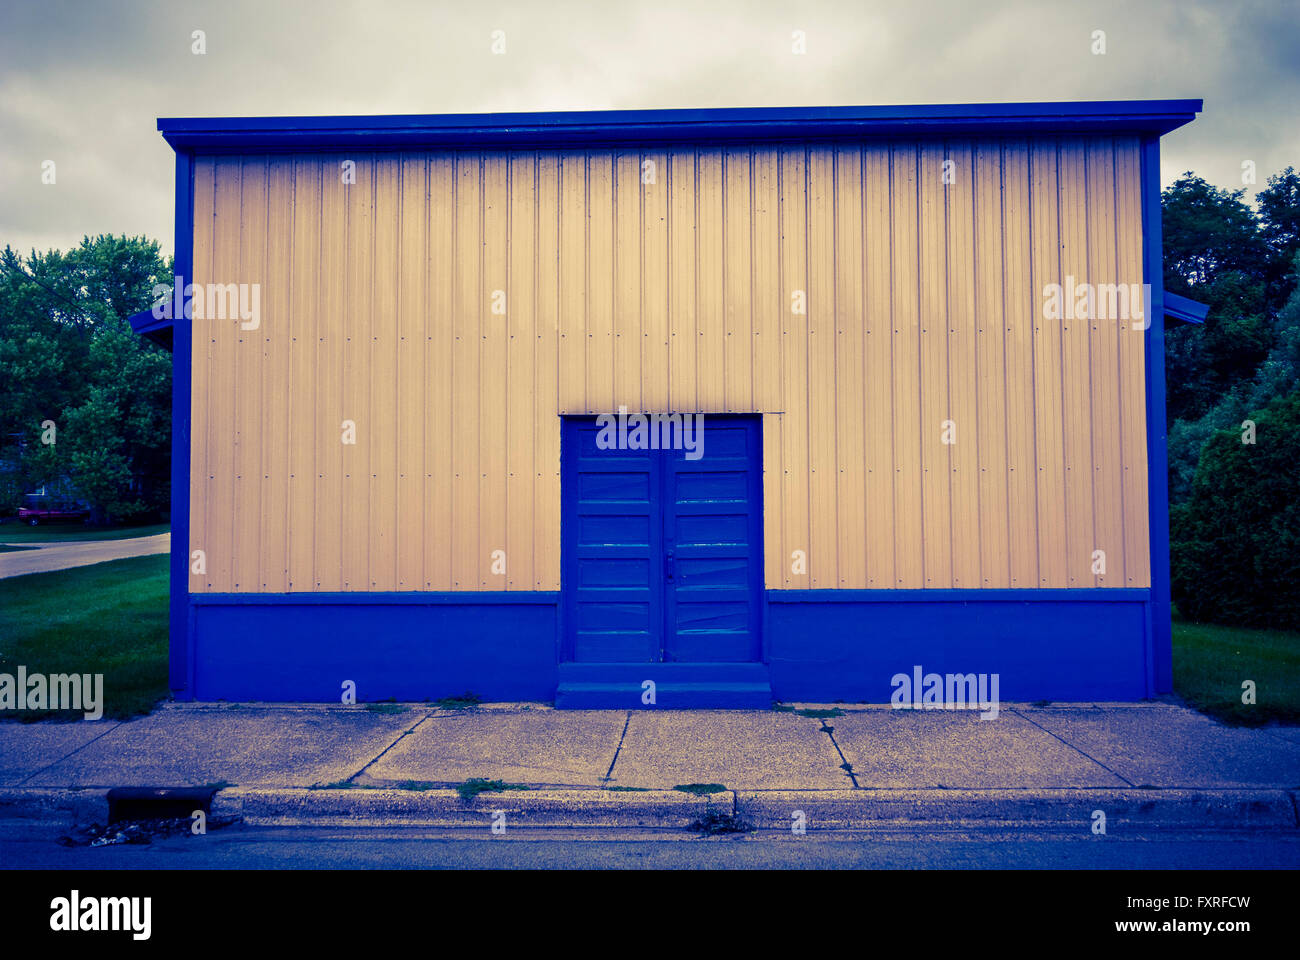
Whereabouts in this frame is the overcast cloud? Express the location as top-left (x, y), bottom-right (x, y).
top-left (0, 0), bottom-right (1296, 257)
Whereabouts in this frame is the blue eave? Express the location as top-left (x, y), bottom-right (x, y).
top-left (128, 305), bottom-right (173, 349)
top-left (1164, 291), bottom-right (1209, 325)
top-left (157, 99), bottom-right (1202, 151)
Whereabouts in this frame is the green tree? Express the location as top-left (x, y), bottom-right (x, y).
top-left (0, 235), bottom-right (171, 522)
top-left (1161, 174), bottom-right (1271, 426)
top-left (1256, 166), bottom-right (1300, 311)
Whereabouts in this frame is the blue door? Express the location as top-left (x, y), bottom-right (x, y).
top-left (562, 415), bottom-right (763, 664)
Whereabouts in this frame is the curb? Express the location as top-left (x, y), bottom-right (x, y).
top-left (2, 787), bottom-right (1296, 831)
top-left (0, 788), bottom-right (110, 825)
top-left (210, 788), bottom-right (726, 828)
top-left (735, 789), bottom-right (1300, 830)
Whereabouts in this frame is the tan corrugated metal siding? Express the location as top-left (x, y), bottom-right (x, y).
top-left (189, 137), bottom-right (1149, 592)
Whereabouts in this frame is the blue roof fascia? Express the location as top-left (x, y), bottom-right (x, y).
top-left (157, 100), bottom-right (1202, 151)
top-left (128, 305), bottom-right (173, 348)
top-left (1164, 291), bottom-right (1209, 325)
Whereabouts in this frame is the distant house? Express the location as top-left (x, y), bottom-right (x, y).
top-left (134, 99), bottom-right (1202, 706)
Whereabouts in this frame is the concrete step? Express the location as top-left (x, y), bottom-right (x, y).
top-left (556, 662), bottom-right (772, 708)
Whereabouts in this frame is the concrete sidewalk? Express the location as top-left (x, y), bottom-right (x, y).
top-left (3, 701), bottom-right (1299, 830)
top-left (0, 532), bottom-right (169, 578)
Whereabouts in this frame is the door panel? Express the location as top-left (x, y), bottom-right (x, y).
top-left (562, 416), bottom-right (761, 664)
top-left (662, 419), bottom-right (763, 662)
top-left (565, 424), bottom-right (661, 662)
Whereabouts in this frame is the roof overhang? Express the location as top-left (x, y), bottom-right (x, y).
top-left (157, 99), bottom-right (1203, 152)
top-left (1164, 292), bottom-right (1209, 325)
top-left (128, 305), bottom-right (174, 350)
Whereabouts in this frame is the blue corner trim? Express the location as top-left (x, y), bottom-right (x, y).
top-left (170, 151), bottom-right (194, 697)
top-left (1164, 291), bottom-right (1208, 325)
top-left (1142, 136), bottom-right (1173, 696)
top-left (157, 100), bottom-right (1202, 151)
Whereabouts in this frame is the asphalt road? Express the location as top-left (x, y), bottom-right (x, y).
top-left (4, 822), bottom-right (1298, 869)
top-left (0, 533), bottom-right (169, 578)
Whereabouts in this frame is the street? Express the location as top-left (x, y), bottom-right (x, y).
top-left (3, 820), bottom-right (1297, 869)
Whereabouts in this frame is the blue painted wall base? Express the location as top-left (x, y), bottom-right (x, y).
top-left (768, 590), bottom-right (1154, 703)
top-left (179, 588), bottom-right (1158, 705)
top-left (189, 594), bottom-right (559, 702)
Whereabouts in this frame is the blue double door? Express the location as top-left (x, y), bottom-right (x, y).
top-left (562, 415), bottom-right (764, 664)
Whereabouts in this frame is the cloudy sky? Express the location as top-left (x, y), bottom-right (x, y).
top-left (1, 0), bottom-right (1296, 257)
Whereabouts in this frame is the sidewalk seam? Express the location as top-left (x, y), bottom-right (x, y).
top-left (1010, 708), bottom-right (1136, 788)
top-left (17, 721), bottom-right (124, 786)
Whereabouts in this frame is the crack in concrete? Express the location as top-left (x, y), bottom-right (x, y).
top-left (18, 720), bottom-right (124, 786)
top-left (1010, 708), bottom-right (1136, 787)
top-left (816, 718), bottom-right (859, 789)
top-left (346, 710), bottom-right (438, 784)
top-left (601, 712), bottom-right (632, 783)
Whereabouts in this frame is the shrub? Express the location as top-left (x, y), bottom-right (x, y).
top-left (1171, 388), bottom-right (1300, 628)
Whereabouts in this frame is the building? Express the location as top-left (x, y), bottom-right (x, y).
top-left (132, 100), bottom-right (1203, 707)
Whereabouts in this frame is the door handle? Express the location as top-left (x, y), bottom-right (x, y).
top-left (665, 550), bottom-right (674, 582)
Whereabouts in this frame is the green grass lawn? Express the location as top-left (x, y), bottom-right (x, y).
top-left (0, 554), bottom-right (170, 721)
top-left (1173, 618), bottom-right (1300, 726)
top-left (0, 522), bottom-right (168, 545)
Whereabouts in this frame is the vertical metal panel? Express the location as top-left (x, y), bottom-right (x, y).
top-left (1029, 142), bottom-right (1068, 587)
top-left (890, 145), bottom-right (925, 589)
top-left (667, 150), bottom-right (698, 414)
top-left (1058, 140), bottom-right (1096, 587)
top-left (451, 153), bottom-right (481, 588)
top-left (207, 157), bottom-right (241, 592)
top-left (805, 149), bottom-right (838, 588)
top-left (833, 145), bottom-right (865, 587)
top-left (972, 141), bottom-right (1011, 587)
top-left (534, 154), bottom-right (562, 590)
top-left (640, 151), bottom-right (670, 413)
top-left (481, 153), bottom-right (509, 588)
top-left (371, 155), bottom-right (401, 589)
top-left (586, 154), bottom-right (615, 414)
top-left (425, 153), bottom-right (455, 590)
top-left (317, 154), bottom-right (347, 591)
top-left (397, 154), bottom-right (426, 589)
top-left (862, 146), bottom-right (896, 588)
top-left (613, 152), bottom-right (642, 412)
top-left (919, 143), bottom-right (953, 589)
top-left (778, 148), bottom-right (809, 589)
top-left (946, 140), bottom-right (981, 589)
top-left (261, 158), bottom-right (293, 592)
top-left (558, 153), bottom-right (586, 415)
top-left (189, 159), bottom-right (214, 590)
top-left (189, 137), bottom-right (1150, 594)
top-left (697, 151), bottom-right (725, 412)
top-left (1001, 141), bottom-right (1040, 588)
top-left (724, 148), bottom-right (753, 413)
top-left (287, 158), bottom-right (320, 590)
top-left (341, 154), bottom-right (372, 591)
top-left (507, 152), bottom-right (537, 590)
top-left (1116, 139), bottom-right (1151, 588)
top-left (1086, 139), bottom-right (1124, 587)
top-left (233, 158), bottom-right (266, 592)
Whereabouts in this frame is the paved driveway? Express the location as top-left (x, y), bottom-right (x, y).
top-left (0, 533), bottom-right (169, 579)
